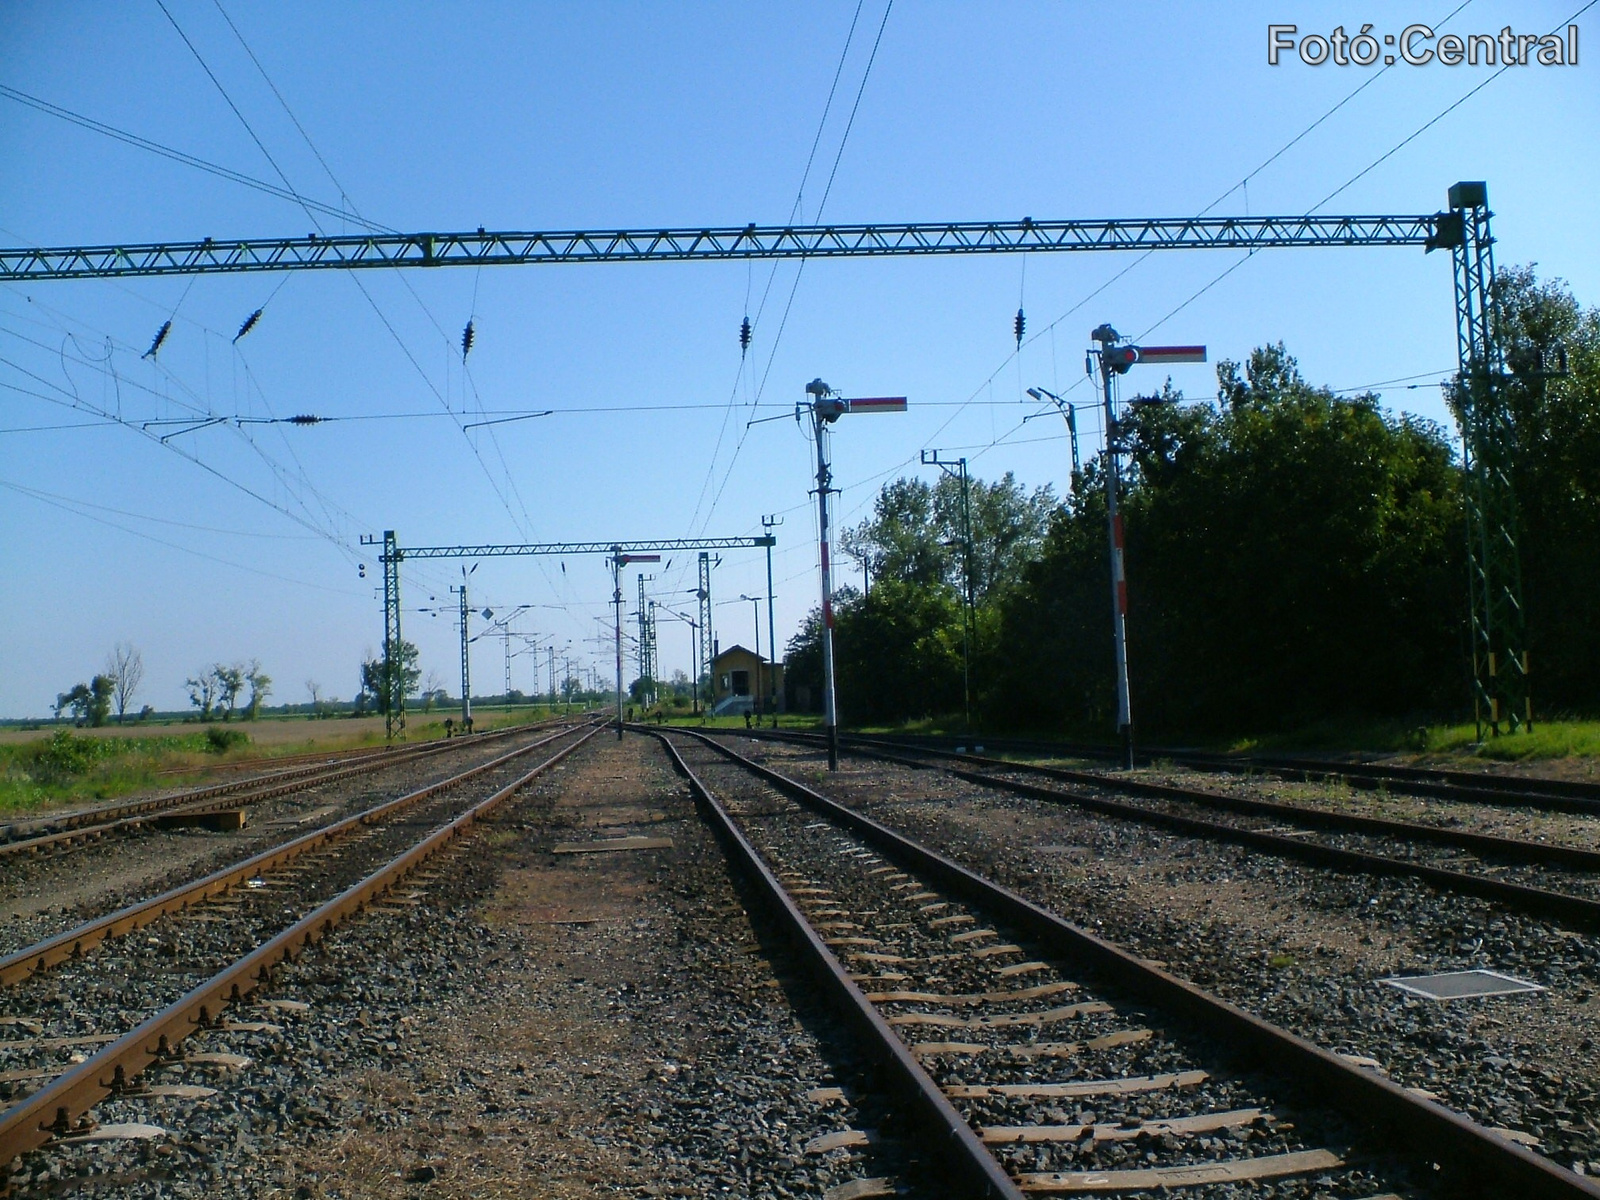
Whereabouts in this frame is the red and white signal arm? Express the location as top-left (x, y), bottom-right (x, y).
top-left (842, 396), bottom-right (908, 413)
top-left (618, 554), bottom-right (662, 564)
top-left (1133, 345), bottom-right (1207, 365)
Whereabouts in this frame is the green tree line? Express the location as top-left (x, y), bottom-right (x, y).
top-left (785, 266), bottom-right (1599, 737)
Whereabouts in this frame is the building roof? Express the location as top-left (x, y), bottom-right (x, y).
top-left (711, 644), bottom-right (778, 668)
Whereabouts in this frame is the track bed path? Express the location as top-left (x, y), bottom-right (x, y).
top-left (7, 733), bottom-right (943, 1198)
top-left (670, 734), bottom-right (1430, 1198)
top-left (254, 731), bottom-right (939, 1200)
top-left (724, 735), bottom-right (1600, 1178)
top-left (0, 730), bottom-right (560, 956)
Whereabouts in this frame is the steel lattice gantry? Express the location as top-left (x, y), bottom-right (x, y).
top-left (18, 189), bottom-right (1525, 733)
top-left (0, 214), bottom-right (1439, 280)
top-left (358, 533), bottom-right (774, 738)
top-left (1434, 182), bottom-right (1529, 734)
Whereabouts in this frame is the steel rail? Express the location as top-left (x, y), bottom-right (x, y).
top-left (1188, 750), bottom-right (1600, 810)
top-left (680, 729), bottom-right (1600, 1199)
top-left (850, 731), bottom-right (1600, 813)
top-left (652, 731), bottom-right (1021, 1200)
top-left (815, 732), bottom-right (1600, 873)
top-left (0, 717), bottom-right (556, 846)
top-left (0, 723), bottom-right (601, 1165)
top-left (0, 213), bottom-right (1441, 282)
top-left (0, 723), bottom-right (593, 989)
top-left (746, 730), bottom-right (1600, 931)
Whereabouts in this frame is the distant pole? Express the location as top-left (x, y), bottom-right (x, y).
top-left (691, 617), bottom-right (701, 716)
top-left (452, 575), bottom-right (472, 729)
top-left (612, 547), bottom-right (624, 739)
top-left (763, 514), bottom-right (781, 727)
top-left (741, 595), bottom-right (762, 720)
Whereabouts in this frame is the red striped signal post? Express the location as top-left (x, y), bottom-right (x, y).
top-left (805, 380), bottom-right (908, 770)
top-left (612, 550), bottom-right (661, 737)
top-left (1090, 326), bottom-right (1206, 769)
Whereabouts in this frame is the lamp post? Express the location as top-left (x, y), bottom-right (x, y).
top-left (739, 593), bottom-right (763, 720)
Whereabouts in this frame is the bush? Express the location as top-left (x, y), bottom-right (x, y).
top-left (205, 727), bottom-right (250, 753)
top-left (34, 730), bottom-right (117, 781)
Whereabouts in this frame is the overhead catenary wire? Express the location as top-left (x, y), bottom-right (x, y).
top-left (4, 479), bottom-right (366, 595)
top-left (921, 0), bottom-right (1488, 456)
top-left (0, 85), bottom-right (393, 233)
top-left (680, 0), bottom-right (872, 543)
top-left (193, 1), bottom-right (566, 618)
top-left (1138, 0), bottom-right (1598, 345)
top-left (698, 0), bottom-right (896, 538)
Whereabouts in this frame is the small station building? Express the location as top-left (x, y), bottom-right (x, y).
top-left (710, 645), bottom-right (785, 714)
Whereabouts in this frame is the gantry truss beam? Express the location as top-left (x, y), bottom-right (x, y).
top-left (0, 215), bottom-right (1443, 280)
top-left (397, 536), bottom-right (774, 560)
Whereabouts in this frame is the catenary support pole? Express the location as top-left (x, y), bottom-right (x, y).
top-left (454, 579), bottom-right (471, 730)
top-left (612, 548), bottom-right (624, 739)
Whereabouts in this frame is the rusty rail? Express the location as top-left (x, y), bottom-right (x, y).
top-left (652, 731), bottom-right (1022, 1199)
top-left (0, 723), bottom-right (591, 988)
top-left (683, 729), bottom-right (1600, 1200)
top-left (740, 729), bottom-right (1600, 930)
top-left (0, 724), bottom-right (600, 1165)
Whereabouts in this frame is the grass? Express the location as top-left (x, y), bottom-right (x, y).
top-left (0, 729), bottom-right (253, 817)
top-left (1418, 719), bottom-right (1600, 762)
top-left (0, 707), bottom-right (559, 819)
top-left (779, 708), bottom-right (1600, 767)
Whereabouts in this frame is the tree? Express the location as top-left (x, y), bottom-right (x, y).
top-left (843, 472), bottom-right (1054, 601)
top-left (244, 661), bottom-right (272, 720)
top-left (1473, 265), bottom-right (1600, 711)
top-left (213, 663), bottom-right (246, 721)
top-left (306, 679), bottom-right (324, 717)
top-left (59, 676), bottom-right (114, 727)
top-left (990, 343), bottom-right (1464, 735)
top-left (103, 643), bottom-right (144, 723)
top-left (186, 669), bottom-right (218, 721)
top-left (421, 670), bottom-right (444, 712)
top-left (359, 641), bottom-right (421, 715)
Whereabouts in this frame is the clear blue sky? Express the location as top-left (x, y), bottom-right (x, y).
top-left (2, 1), bottom-right (1595, 718)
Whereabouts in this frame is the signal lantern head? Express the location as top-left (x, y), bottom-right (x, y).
top-left (1104, 346), bottom-right (1138, 374)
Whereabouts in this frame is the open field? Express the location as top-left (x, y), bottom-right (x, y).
top-left (0, 708), bottom-right (568, 817)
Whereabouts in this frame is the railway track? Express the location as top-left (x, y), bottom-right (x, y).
top-left (741, 729), bottom-right (1600, 935)
top-left (0, 721), bottom-right (601, 1168)
top-left (657, 728), bottom-right (1598, 1198)
top-left (0, 717), bottom-right (569, 863)
top-left (852, 731), bottom-right (1600, 815)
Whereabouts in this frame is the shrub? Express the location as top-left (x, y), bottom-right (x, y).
top-left (204, 727), bottom-right (250, 753)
